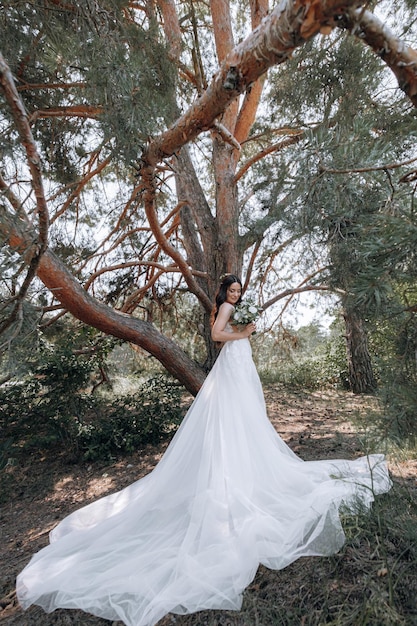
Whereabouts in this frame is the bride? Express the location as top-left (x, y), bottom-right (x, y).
top-left (16, 274), bottom-right (391, 626)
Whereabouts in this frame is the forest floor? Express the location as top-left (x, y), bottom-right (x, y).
top-left (1, 386), bottom-right (416, 626)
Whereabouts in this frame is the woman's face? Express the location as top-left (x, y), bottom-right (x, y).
top-left (226, 282), bottom-right (241, 305)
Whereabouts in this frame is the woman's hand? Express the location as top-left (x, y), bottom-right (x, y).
top-left (244, 322), bottom-right (256, 337)
top-left (211, 303), bottom-right (256, 342)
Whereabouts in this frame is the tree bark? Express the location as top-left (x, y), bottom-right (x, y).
top-left (343, 307), bottom-right (377, 394)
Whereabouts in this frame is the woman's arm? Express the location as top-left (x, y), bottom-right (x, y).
top-left (211, 303), bottom-right (256, 342)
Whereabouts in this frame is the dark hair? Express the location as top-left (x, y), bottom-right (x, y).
top-left (210, 274), bottom-right (242, 326)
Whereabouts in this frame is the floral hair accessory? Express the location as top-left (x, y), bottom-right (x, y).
top-left (219, 273), bottom-right (232, 282)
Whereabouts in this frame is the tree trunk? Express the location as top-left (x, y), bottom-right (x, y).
top-left (343, 307), bottom-right (377, 394)
top-left (212, 137), bottom-right (242, 276)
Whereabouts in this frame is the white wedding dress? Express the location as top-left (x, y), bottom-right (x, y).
top-left (17, 327), bottom-right (391, 626)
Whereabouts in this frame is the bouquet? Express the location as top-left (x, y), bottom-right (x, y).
top-left (231, 299), bottom-right (263, 330)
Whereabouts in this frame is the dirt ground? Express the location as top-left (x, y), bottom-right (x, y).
top-left (1, 386), bottom-right (415, 625)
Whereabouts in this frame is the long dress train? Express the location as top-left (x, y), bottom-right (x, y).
top-left (16, 328), bottom-right (391, 626)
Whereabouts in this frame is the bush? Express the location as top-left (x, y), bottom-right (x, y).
top-left (259, 357), bottom-right (325, 390)
top-left (0, 344), bottom-right (99, 452)
top-left (259, 351), bottom-right (347, 391)
top-left (0, 344), bottom-right (184, 462)
top-left (375, 381), bottom-right (417, 443)
top-left (76, 375), bottom-right (184, 461)
top-left (256, 321), bottom-right (350, 391)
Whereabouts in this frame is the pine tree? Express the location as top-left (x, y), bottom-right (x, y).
top-left (1, 0), bottom-right (416, 398)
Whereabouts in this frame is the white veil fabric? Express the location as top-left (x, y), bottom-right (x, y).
top-left (16, 331), bottom-right (391, 626)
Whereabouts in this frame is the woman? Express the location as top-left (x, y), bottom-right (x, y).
top-left (210, 273), bottom-right (256, 341)
top-left (16, 274), bottom-right (391, 626)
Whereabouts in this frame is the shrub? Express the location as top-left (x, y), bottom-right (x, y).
top-left (76, 375), bottom-right (184, 461)
top-left (0, 346), bottom-right (184, 462)
top-left (259, 351), bottom-right (346, 391)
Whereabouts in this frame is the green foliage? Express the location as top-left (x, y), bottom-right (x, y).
top-left (0, 342), bottom-right (99, 451)
top-left (269, 34), bottom-right (384, 125)
top-left (0, 0), bottom-right (176, 172)
top-left (376, 380), bottom-right (417, 443)
top-left (264, 356), bottom-right (328, 390)
top-left (368, 308), bottom-right (417, 442)
top-left (257, 321), bottom-right (349, 391)
top-left (76, 374), bottom-right (183, 461)
top-left (0, 336), bottom-right (184, 461)
top-left (0, 299), bottom-right (42, 378)
top-left (0, 436), bottom-right (14, 471)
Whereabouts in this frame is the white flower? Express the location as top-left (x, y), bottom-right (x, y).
top-left (230, 299), bottom-right (262, 326)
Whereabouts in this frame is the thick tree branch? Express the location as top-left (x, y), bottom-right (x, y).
top-left (157, 0), bottom-right (182, 60)
top-left (234, 0), bottom-right (269, 146)
top-left (210, 0), bottom-right (235, 64)
top-left (142, 0), bottom-right (365, 169)
top-left (83, 261), bottom-right (207, 291)
top-left (339, 8), bottom-right (417, 106)
top-left (0, 207), bottom-right (206, 395)
top-left (210, 0), bottom-right (239, 132)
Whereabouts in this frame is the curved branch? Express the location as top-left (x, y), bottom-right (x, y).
top-left (51, 155), bottom-right (112, 223)
top-left (0, 54), bottom-right (48, 254)
top-left (0, 207), bottom-right (206, 395)
top-left (141, 163), bottom-right (213, 312)
top-left (263, 284), bottom-right (330, 310)
top-left (85, 261), bottom-right (174, 290)
top-left (242, 240), bottom-right (262, 293)
top-left (235, 131), bottom-right (304, 182)
top-left (29, 104), bottom-right (104, 122)
top-left (339, 8), bottom-right (417, 106)
top-left (320, 154), bottom-right (417, 176)
top-left (142, 0), bottom-right (365, 169)
top-left (17, 81), bottom-right (87, 91)
top-left (262, 266), bottom-right (345, 312)
top-left (0, 51), bottom-right (49, 331)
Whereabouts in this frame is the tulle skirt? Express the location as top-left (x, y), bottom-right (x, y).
top-left (16, 337), bottom-right (391, 626)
